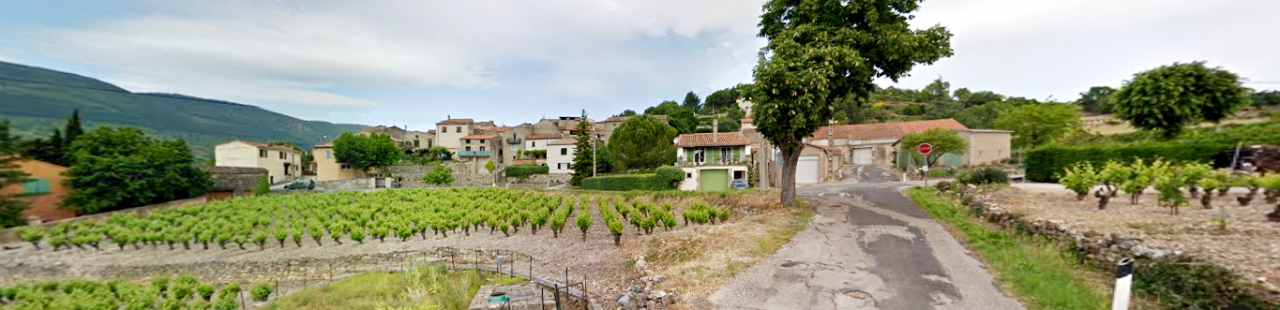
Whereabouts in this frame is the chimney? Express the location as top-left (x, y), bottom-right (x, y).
top-left (713, 118), bottom-right (719, 142)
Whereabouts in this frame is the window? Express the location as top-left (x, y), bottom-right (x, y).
top-left (466, 146), bottom-right (472, 151)
top-left (531, 142), bottom-right (536, 147)
top-left (23, 179), bottom-right (50, 194)
top-left (259, 149), bottom-right (268, 158)
top-left (479, 146), bottom-right (486, 152)
top-left (340, 164), bottom-right (351, 169)
top-left (480, 139), bottom-right (485, 144)
top-left (456, 126), bottom-right (461, 133)
top-left (693, 149), bottom-right (705, 164)
top-left (721, 147), bottom-right (732, 163)
top-left (325, 151), bottom-right (332, 159)
top-left (466, 139), bottom-right (471, 144)
top-left (441, 127), bottom-right (447, 133)
top-left (279, 151), bottom-right (287, 159)
top-left (560, 148), bottom-right (567, 155)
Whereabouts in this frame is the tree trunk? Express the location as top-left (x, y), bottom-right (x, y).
top-left (1200, 194), bottom-right (1212, 209)
top-left (779, 144), bottom-right (802, 206)
top-left (613, 234), bottom-right (621, 246)
top-left (1075, 193), bottom-right (1087, 201)
top-left (1094, 189), bottom-right (1110, 210)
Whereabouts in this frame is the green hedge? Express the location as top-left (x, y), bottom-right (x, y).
top-left (1024, 142), bottom-right (1230, 182)
top-left (505, 165), bottom-right (549, 177)
top-left (581, 174), bottom-right (671, 191)
top-left (655, 166), bottom-right (686, 183)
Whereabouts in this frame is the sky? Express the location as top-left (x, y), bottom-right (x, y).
top-left (1, 0), bottom-right (1277, 129)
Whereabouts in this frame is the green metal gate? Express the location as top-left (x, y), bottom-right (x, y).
top-left (699, 169), bottom-right (729, 191)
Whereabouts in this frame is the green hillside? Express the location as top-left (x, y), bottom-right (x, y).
top-left (0, 61), bottom-right (365, 159)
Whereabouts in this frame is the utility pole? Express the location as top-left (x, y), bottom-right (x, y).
top-left (592, 134), bottom-right (597, 177)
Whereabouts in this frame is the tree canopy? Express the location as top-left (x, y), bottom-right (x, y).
top-left (0, 121), bottom-right (29, 228)
top-left (333, 132), bottom-right (401, 172)
top-left (568, 112), bottom-right (595, 186)
top-left (994, 103), bottom-right (1081, 148)
top-left (608, 115), bottom-right (678, 170)
top-left (63, 127), bottom-right (212, 215)
top-left (1112, 62), bottom-right (1252, 138)
top-left (682, 91), bottom-right (701, 110)
top-left (752, 0), bottom-right (952, 205)
top-left (897, 128), bottom-right (969, 167)
top-left (1077, 86), bottom-right (1116, 114)
top-left (24, 110), bottom-right (84, 167)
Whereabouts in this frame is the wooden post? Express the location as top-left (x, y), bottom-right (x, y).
top-left (582, 281), bottom-right (588, 310)
top-left (239, 286), bottom-right (246, 310)
top-left (553, 284), bottom-right (562, 310)
top-left (541, 285), bottom-right (546, 310)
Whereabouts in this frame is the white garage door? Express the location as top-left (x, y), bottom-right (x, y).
top-left (797, 156), bottom-right (820, 184)
top-left (852, 147), bottom-right (873, 165)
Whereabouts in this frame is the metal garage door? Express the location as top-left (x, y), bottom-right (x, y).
top-left (797, 156), bottom-right (820, 184)
top-left (699, 169), bottom-right (729, 191)
top-left (852, 147), bottom-right (873, 165)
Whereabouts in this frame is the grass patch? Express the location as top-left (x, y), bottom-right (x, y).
top-left (263, 264), bottom-right (516, 310)
top-left (907, 188), bottom-right (1112, 310)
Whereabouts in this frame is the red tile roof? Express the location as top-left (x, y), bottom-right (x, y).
top-left (741, 118), bottom-right (753, 123)
top-left (492, 127), bottom-right (513, 132)
top-left (461, 134), bottom-right (499, 139)
top-left (528, 133), bottom-right (562, 140)
top-left (677, 132), bottom-right (751, 147)
top-left (811, 119), bottom-right (967, 140)
top-left (437, 118), bottom-right (474, 125)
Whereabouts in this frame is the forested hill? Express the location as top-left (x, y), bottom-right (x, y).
top-left (0, 61), bottom-right (366, 158)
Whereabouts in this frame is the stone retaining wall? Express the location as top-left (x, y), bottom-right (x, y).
top-left (384, 163), bottom-right (499, 188)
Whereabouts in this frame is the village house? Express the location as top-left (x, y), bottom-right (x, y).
top-left (358, 125), bottom-right (433, 151)
top-left (311, 143), bottom-right (366, 182)
top-left (547, 139), bottom-right (577, 174)
top-left (674, 132), bottom-right (752, 191)
top-left (435, 118), bottom-right (475, 153)
top-left (214, 140), bottom-right (302, 184)
top-left (522, 133), bottom-right (561, 165)
top-left (807, 118), bottom-right (969, 166)
top-left (0, 159), bottom-right (75, 223)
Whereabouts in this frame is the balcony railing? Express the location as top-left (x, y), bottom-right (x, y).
top-left (675, 157), bottom-right (749, 167)
top-left (457, 151), bottom-right (491, 157)
top-left (506, 137), bottom-right (521, 144)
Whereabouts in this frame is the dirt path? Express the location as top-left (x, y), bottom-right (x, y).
top-left (707, 179), bottom-right (1024, 310)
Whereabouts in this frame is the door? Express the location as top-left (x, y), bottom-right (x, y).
top-left (797, 156), bottom-right (820, 184)
top-left (699, 169), bottom-right (729, 191)
top-left (852, 147), bottom-right (873, 165)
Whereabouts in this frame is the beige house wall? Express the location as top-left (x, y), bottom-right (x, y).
top-left (547, 141), bottom-right (576, 174)
top-left (959, 130), bottom-right (1013, 166)
top-left (214, 141), bottom-right (300, 184)
top-left (312, 146), bottom-right (367, 182)
top-left (436, 123), bottom-right (472, 151)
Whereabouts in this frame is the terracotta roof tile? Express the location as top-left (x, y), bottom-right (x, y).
top-left (811, 118), bottom-right (967, 140)
top-left (461, 134), bottom-right (499, 139)
top-left (677, 132), bottom-right (751, 147)
top-left (741, 118), bottom-right (753, 123)
top-left (528, 133), bottom-right (562, 140)
top-left (437, 118), bottom-right (474, 125)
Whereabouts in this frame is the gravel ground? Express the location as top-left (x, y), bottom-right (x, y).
top-left (0, 191), bottom-right (793, 308)
top-left (1001, 184), bottom-right (1279, 288)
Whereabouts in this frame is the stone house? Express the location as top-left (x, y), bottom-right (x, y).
top-left (214, 140), bottom-right (302, 184)
top-left (807, 118), bottom-right (968, 166)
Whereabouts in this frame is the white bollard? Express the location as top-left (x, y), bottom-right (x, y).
top-left (1112, 258), bottom-right (1134, 310)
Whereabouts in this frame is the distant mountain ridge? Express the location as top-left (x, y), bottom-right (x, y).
top-left (0, 61), bottom-right (366, 159)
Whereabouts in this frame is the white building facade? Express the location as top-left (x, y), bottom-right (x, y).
top-left (215, 140), bottom-right (302, 184)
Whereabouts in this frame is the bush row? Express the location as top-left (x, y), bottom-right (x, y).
top-left (504, 165), bottom-right (549, 177)
top-left (1024, 142), bottom-right (1231, 182)
top-left (580, 174), bottom-right (672, 191)
top-left (581, 166), bottom-right (686, 191)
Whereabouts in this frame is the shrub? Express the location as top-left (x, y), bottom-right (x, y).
top-left (505, 165), bottom-right (549, 177)
top-left (655, 166), bottom-right (686, 183)
top-left (581, 174), bottom-right (674, 191)
top-left (1057, 162), bottom-right (1099, 200)
top-left (254, 175), bottom-right (270, 196)
top-left (963, 168), bottom-right (1008, 185)
top-left (1024, 142), bottom-right (1230, 182)
top-left (422, 163), bottom-right (454, 186)
top-left (250, 281), bottom-right (273, 302)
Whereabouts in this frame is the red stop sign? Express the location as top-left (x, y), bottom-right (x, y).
top-left (918, 143), bottom-right (932, 154)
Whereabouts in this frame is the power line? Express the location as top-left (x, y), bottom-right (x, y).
top-left (0, 76), bottom-right (251, 107)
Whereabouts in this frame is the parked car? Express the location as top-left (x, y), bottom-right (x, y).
top-left (284, 179), bottom-right (315, 190)
top-left (730, 179), bottom-right (749, 189)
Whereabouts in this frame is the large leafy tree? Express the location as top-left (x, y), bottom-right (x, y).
top-left (994, 103), bottom-right (1081, 148)
top-left (752, 0), bottom-right (953, 205)
top-left (1077, 86), bottom-right (1116, 114)
top-left (568, 111), bottom-right (595, 186)
top-left (63, 127), bottom-right (212, 215)
top-left (955, 100), bottom-right (1014, 128)
top-left (682, 91), bottom-right (701, 111)
top-left (24, 110), bottom-right (85, 167)
top-left (333, 132), bottom-right (401, 173)
top-left (0, 122), bottom-right (29, 228)
top-left (1112, 62), bottom-right (1252, 138)
top-left (608, 115), bottom-right (678, 170)
top-left (1250, 90), bottom-right (1280, 106)
top-left (667, 108), bottom-right (699, 134)
top-left (897, 128), bottom-right (969, 168)
top-left (644, 100), bottom-right (682, 115)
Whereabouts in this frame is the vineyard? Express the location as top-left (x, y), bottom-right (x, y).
top-left (0, 275), bottom-right (274, 310)
top-left (11, 188), bottom-right (735, 253)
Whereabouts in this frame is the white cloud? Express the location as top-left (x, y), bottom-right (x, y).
top-left (33, 0), bottom-right (766, 113)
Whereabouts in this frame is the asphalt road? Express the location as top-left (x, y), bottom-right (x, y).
top-left (706, 166), bottom-right (1024, 310)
